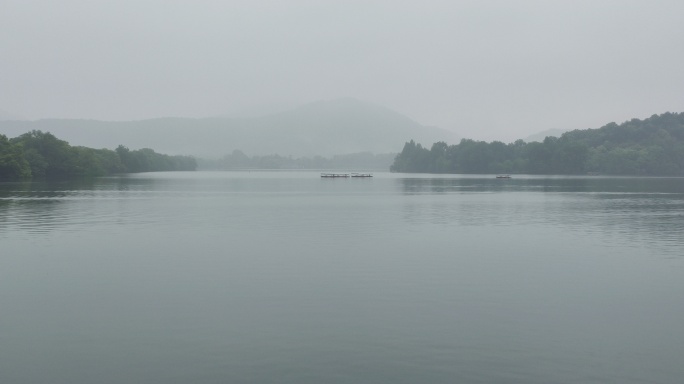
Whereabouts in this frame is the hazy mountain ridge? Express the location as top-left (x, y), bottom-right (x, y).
top-left (0, 99), bottom-right (460, 158)
top-left (523, 128), bottom-right (569, 143)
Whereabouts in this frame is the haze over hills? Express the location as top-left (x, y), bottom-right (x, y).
top-left (217, 102), bottom-right (298, 119)
top-left (0, 98), bottom-right (460, 158)
top-left (523, 128), bottom-right (570, 143)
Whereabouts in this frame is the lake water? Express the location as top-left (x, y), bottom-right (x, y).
top-left (1, 171), bottom-right (683, 383)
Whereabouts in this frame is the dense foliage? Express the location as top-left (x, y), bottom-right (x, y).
top-left (0, 130), bottom-right (196, 180)
top-left (391, 112), bottom-right (684, 175)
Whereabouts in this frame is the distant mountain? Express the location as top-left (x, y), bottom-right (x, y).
top-left (0, 98), bottom-right (460, 157)
top-left (523, 128), bottom-right (569, 143)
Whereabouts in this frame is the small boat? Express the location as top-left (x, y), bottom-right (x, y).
top-left (351, 173), bottom-right (373, 178)
top-left (321, 173), bottom-right (350, 178)
top-left (496, 174), bottom-right (511, 179)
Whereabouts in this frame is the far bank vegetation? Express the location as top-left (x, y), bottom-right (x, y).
top-left (391, 112), bottom-right (684, 176)
top-left (0, 130), bottom-right (196, 181)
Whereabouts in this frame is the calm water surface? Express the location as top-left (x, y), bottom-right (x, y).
top-left (1, 172), bottom-right (683, 383)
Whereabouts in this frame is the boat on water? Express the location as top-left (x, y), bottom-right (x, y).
top-left (321, 173), bottom-right (350, 178)
top-left (496, 174), bottom-right (511, 179)
top-left (351, 173), bottom-right (373, 178)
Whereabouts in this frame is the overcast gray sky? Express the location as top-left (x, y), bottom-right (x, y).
top-left (2, 0), bottom-right (683, 141)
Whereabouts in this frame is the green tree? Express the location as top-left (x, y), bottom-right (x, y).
top-left (11, 130), bottom-right (75, 177)
top-left (0, 134), bottom-right (32, 180)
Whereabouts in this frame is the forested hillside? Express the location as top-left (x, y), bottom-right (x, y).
top-left (391, 112), bottom-right (684, 176)
top-left (0, 131), bottom-right (196, 180)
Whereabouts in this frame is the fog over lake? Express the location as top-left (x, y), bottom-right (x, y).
top-left (2, 172), bottom-right (683, 383)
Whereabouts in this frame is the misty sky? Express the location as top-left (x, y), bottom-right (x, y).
top-left (2, 0), bottom-right (683, 141)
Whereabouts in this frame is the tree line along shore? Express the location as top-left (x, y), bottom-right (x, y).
top-left (3, 111), bottom-right (683, 180)
top-left (0, 130), bottom-right (196, 180)
top-left (391, 112), bottom-right (684, 176)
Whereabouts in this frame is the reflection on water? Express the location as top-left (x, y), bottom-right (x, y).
top-left (2, 173), bottom-right (683, 255)
top-left (396, 176), bottom-right (684, 254)
top-left (398, 175), bottom-right (684, 194)
top-left (0, 177), bottom-right (163, 235)
top-left (2, 172), bottom-right (684, 383)
top-left (2, 173), bottom-right (683, 253)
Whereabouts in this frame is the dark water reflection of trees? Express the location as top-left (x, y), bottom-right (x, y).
top-left (398, 176), bottom-right (684, 194)
top-left (0, 177), bottom-right (161, 234)
top-left (397, 176), bottom-right (684, 253)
